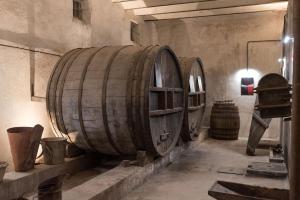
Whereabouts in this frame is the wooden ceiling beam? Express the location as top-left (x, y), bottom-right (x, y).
top-left (112, 0), bottom-right (286, 10)
top-left (143, 2), bottom-right (288, 20)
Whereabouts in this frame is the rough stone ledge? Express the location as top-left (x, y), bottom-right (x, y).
top-left (63, 143), bottom-right (190, 200)
top-left (0, 154), bottom-right (97, 200)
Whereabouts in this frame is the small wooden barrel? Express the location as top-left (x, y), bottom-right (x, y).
top-left (46, 45), bottom-right (184, 156)
top-left (210, 100), bottom-right (240, 140)
top-left (179, 57), bottom-right (206, 141)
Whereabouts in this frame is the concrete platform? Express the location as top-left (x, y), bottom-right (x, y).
top-left (122, 138), bottom-right (289, 200)
top-left (62, 143), bottom-right (190, 200)
top-left (61, 129), bottom-right (208, 200)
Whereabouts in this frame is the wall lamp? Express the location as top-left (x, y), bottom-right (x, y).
top-left (283, 35), bottom-right (294, 44)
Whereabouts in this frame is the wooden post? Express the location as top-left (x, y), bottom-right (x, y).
top-left (290, 0), bottom-right (300, 199)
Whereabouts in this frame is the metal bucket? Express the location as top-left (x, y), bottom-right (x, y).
top-left (41, 137), bottom-right (67, 165)
top-left (7, 125), bottom-right (44, 171)
top-left (0, 162), bottom-right (8, 183)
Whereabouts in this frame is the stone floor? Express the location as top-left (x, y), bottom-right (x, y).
top-left (122, 138), bottom-right (289, 200)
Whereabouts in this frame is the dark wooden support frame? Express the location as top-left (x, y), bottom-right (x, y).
top-left (290, 0), bottom-right (300, 199)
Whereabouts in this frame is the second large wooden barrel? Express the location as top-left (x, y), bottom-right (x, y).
top-left (179, 57), bottom-right (206, 141)
top-left (47, 45), bottom-right (184, 156)
top-left (210, 100), bottom-right (240, 140)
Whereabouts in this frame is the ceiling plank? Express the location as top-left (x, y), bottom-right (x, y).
top-left (131, 0), bottom-right (287, 16)
top-left (112, 0), bottom-right (213, 6)
top-left (115, 0), bottom-right (215, 10)
top-left (112, 0), bottom-right (285, 10)
top-left (143, 2), bottom-right (288, 20)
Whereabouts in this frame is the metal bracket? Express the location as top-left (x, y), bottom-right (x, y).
top-left (160, 130), bottom-right (171, 142)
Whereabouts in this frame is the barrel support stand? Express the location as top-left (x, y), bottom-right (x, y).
top-left (65, 142), bottom-right (85, 158)
top-left (290, 1), bottom-right (300, 199)
top-left (121, 151), bottom-right (154, 167)
top-left (247, 110), bottom-right (272, 156)
top-left (136, 151), bottom-right (154, 167)
top-left (38, 175), bottom-right (64, 200)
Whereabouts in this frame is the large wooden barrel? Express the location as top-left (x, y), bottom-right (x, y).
top-left (46, 45), bottom-right (184, 156)
top-left (179, 57), bottom-right (206, 141)
top-left (210, 100), bottom-right (240, 140)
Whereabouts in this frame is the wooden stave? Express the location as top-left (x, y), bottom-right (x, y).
top-left (47, 48), bottom-right (83, 137)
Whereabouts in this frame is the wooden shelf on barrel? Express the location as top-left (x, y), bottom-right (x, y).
top-left (255, 85), bottom-right (292, 93)
top-left (188, 91), bottom-right (205, 111)
top-left (150, 87), bottom-right (183, 92)
top-left (149, 87), bottom-right (184, 117)
top-left (149, 107), bottom-right (184, 117)
top-left (188, 103), bottom-right (205, 111)
top-left (255, 103), bottom-right (292, 109)
top-left (188, 91), bottom-right (206, 95)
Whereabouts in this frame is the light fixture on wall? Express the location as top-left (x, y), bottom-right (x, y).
top-left (234, 68), bottom-right (261, 96)
top-left (240, 63), bottom-right (255, 96)
top-left (283, 35), bottom-right (294, 44)
top-left (241, 77), bottom-right (254, 95)
top-left (278, 57), bottom-right (287, 63)
top-left (278, 57), bottom-right (287, 78)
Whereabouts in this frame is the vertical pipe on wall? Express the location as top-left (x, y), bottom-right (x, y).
top-left (290, 0), bottom-right (300, 199)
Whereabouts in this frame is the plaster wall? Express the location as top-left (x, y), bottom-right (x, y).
top-left (141, 11), bottom-right (285, 139)
top-left (0, 0), bottom-right (141, 168)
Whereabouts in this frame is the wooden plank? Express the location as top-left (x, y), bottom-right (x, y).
top-left (255, 103), bottom-right (292, 109)
top-left (188, 103), bottom-right (205, 111)
top-left (247, 162), bottom-right (288, 178)
top-left (112, 0), bottom-right (285, 10)
top-left (246, 109), bottom-right (272, 155)
top-left (189, 91), bottom-right (205, 95)
top-left (150, 107), bottom-right (183, 117)
top-left (150, 87), bottom-right (183, 92)
top-left (208, 181), bottom-right (289, 199)
top-left (130, 0), bottom-right (287, 15)
top-left (112, 0), bottom-right (211, 4)
top-left (143, 2), bottom-right (288, 20)
top-left (255, 85), bottom-right (291, 92)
